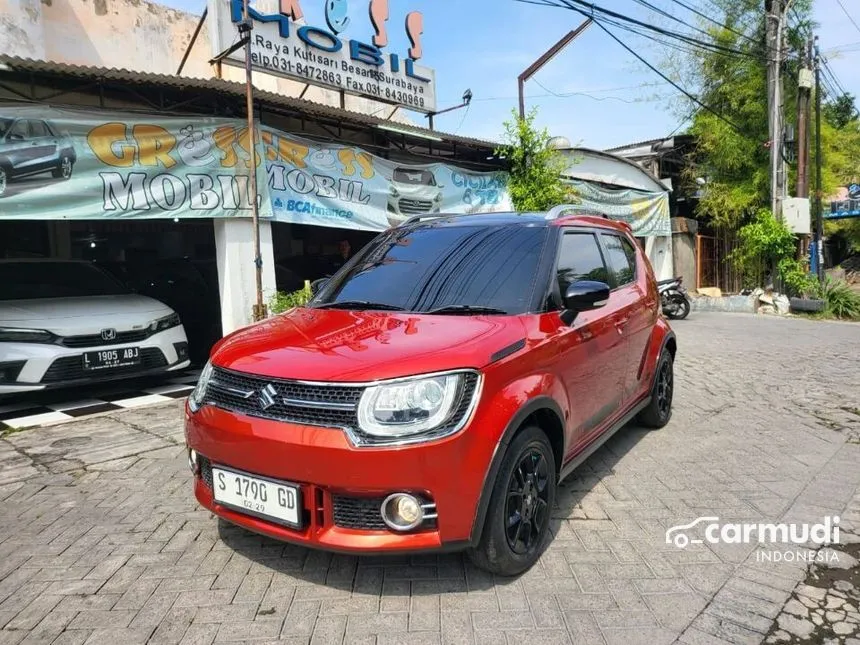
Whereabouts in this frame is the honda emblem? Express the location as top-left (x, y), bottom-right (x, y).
top-left (100, 328), bottom-right (117, 341)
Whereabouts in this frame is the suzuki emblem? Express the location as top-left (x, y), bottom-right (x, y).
top-left (100, 328), bottom-right (117, 341)
top-left (258, 384), bottom-right (279, 410)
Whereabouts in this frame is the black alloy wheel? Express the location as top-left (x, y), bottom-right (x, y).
top-left (468, 425), bottom-right (557, 576)
top-left (505, 449), bottom-right (550, 555)
top-left (637, 349), bottom-right (674, 428)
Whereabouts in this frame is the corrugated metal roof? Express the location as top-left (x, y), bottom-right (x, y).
top-left (0, 56), bottom-right (499, 151)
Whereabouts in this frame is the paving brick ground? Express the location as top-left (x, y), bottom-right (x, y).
top-left (0, 312), bottom-right (859, 645)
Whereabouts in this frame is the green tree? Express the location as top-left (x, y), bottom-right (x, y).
top-left (496, 108), bottom-right (576, 211)
top-left (824, 92), bottom-right (857, 130)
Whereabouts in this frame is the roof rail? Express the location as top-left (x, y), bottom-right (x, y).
top-left (545, 204), bottom-right (582, 220)
top-left (398, 213), bottom-right (451, 227)
top-left (545, 205), bottom-right (613, 221)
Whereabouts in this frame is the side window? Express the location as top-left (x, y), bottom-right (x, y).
top-left (601, 234), bottom-right (636, 287)
top-left (29, 121), bottom-right (48, 137)
top-left (8, 120), bottom-right (28, 140)
top-left (556, 232), bottom-right (610, 298)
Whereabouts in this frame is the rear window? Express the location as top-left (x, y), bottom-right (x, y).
top-left (0, 262), bottom-right (130, 300)
top-left (315, 224), bottom-right (548, 314)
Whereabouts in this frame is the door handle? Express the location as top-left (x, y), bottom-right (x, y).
top-left (614, 318), bottom-right (628, 334)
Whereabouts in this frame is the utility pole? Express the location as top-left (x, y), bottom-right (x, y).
top-left (796, 39), bottom-right (812, 199)
top-left (796, 38), bottom-right (814, 261)
top-left (240, 0), bottom-right (266, 321)
top-left (767, 0), bottom-right (789, 219)
top-left (813, 36), bottom-right (825, 282)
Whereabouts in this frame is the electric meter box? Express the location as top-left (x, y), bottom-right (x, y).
top-left (783, 197), bottom-right (811, 235)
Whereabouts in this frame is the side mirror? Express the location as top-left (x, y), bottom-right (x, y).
top-left (310, 278), bottom-right (329, 296)
top-left (560, 280), bottom-right (610, 325)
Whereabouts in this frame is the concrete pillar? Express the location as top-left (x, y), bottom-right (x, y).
top-left (645, 236), bottom-right (674, 281)
top-left (214, 218), bottom-right (277, 335)
top-left (49, 222), bottom-right (72, 259)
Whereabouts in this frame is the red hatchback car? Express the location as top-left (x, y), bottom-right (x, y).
top-left (185, 208), bottom-right (676, 575)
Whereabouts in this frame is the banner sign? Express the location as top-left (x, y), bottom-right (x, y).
top-left (261, 127), bottom-right (513, 230)
top-left (564, 179), bottom-right (671, 237)
top-left (0, 105), bottom-right (272, 220)
top-left (209, 0), bottom-right (437, 113)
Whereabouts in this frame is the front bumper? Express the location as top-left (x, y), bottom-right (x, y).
top-left (185, 403), bottom-right (496, 554)
top-left (0, 326), bottom-right (190, 394)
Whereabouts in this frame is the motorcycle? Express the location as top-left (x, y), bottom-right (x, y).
top-left (658, 277), bottom-right (691, 320)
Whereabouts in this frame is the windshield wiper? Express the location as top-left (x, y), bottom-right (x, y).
top-left (424, 305), bottom-right (509, 315)
top-left (314, 300), bottom-right (405, 311)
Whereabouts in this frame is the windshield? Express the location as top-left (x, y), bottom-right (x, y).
top-left (313, 224), bottom-right (548, 314)
top-left (0, 262), bottom-right (132, 300)
top-left (393, 169), bottom-right (436, 186)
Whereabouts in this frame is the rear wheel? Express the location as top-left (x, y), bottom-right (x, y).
top-left (665, 293), bottom-right (690, 319)
top-left (468, 425), bottom-right (556, 576)
top-left (637, 349), bottom-right (674, 428)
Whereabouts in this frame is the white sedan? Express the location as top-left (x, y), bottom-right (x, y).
top-left (0, 259), bottom-right (191, 396)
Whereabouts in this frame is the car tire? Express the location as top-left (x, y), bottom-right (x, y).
top-left (637, 349), bottom-right (674, 428)
top-left (468, 425), bottom-right (556, 577)
top-left (52, 155), bottom-right (74, 180)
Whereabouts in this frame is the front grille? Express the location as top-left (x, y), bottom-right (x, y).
top-left (40, 348), bottom-right (168, 383)
top-left (205, 367), bottom-right (363, 428)
top-left (60, 329), bottom-right (150, 348)
top-left (199, 456), bottom-right (213, 489)
top-left (332, 495), bottom-right (388, 530)
top-left (398, 198), bottom-right (434, 214)
top-left (204, 368), bottom-right (480, 441)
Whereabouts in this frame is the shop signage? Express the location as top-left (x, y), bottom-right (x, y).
top-left (564, 179), bottom-right (672, 237)
top-left (208, 0), bottom-right (437, 113)
top-left (0, 106), bottom-right (510, 226)
top-left (260, 126), bottom-right (512, 230)
top-left (0, 105), bottom-right (272, 219)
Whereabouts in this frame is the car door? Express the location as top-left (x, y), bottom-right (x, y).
top-left (28, 120), bottom-right (58, 171)
top-left (553, 230), bottom-right (630, 460)
top-left (598, 232), bottom-right (652, 402)
top-left (2, 119), bottom-right (33, 173)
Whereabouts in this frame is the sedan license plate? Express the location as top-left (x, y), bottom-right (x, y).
top-left (212, 467), bottom-right (302, 528)
top-left (82, 347), bottom-right (141, 371)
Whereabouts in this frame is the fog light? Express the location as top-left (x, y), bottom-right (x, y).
top-left (381, 493), bottom-right (424, 531)
top-left (188, 448), bottom-right (198, 475)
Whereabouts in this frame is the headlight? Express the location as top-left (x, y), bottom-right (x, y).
top-left (0, 327), bottom-right (54, 343)
top-left (188, 360), bottom-right (214, 413)
top-left (149, 312), bottom-right (181, 334)
top-left (434, 192), bottom-right (443, 202)
top-left (390, 186), bottom-right (400, 197)
top-left (357, 373), bottom-right (463, 438)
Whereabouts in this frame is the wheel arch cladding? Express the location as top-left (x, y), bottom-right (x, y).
top-left (470, 397), bottom-right (565, 545)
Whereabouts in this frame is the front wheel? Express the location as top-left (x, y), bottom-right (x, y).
top-left (637, 349), bottom-right (674, 428)
top-left (468, 425), bottom-right (556, 576)
top-left (664, 293), bottom-right (690, 320)
top-left (52, 155), bottom-right (73, 179)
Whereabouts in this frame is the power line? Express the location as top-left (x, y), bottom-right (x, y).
top-left (664, 0), bottom-right (761, 49)
top-left (530, 77), bottom-right (672, 103)
top-left (516, 0), bottom-right (762, 60)
top-left (558, 8), bottom-right (756, 141)
top-left (835, 0), bottom-right (860, 37)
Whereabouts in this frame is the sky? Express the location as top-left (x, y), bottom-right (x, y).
top-left (162, 0), bottom-right (860, 150)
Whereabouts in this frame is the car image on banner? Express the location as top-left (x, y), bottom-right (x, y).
top-left (385, 167), bottom-right (443, 226)
top-left (0, 116), bottom-right (77, 198)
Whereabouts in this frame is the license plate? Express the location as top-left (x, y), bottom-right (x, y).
top-left (82, 347), bottom-right (141, 371)
top-left (211, 466), bottom-right (302, 528)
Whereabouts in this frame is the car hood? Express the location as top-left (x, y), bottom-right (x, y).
top-left (211, 308), bottom-right (528, 382)
top-left (0, 295), bottom-right (174, 336)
